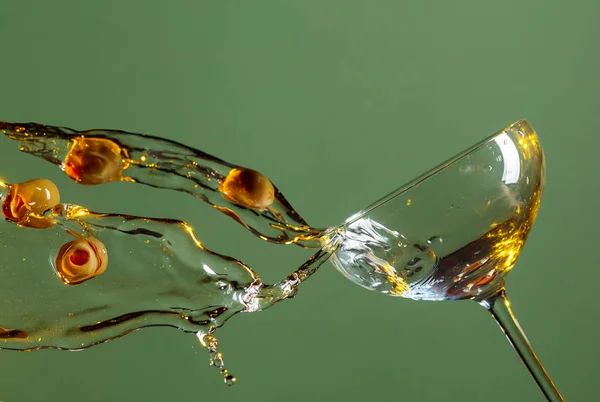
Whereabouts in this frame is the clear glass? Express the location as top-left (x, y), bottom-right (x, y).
top-left (328, 119), bottom-right (563, 401)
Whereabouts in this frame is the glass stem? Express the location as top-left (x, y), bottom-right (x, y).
top-left (478, 289), bottom-right (564, 402)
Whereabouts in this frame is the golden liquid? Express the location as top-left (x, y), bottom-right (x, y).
top-left (413, 213), bottom-right (538, 301)
top-left (412, 179), bottom-right (542, 301)
top-left (0, 119), bottom-right (544, 387)
top-left (0, 121), bottom-right (322, 246)
top-left (0, 121), bottom-right (331, 385)
top-left (328, 209), bottom-right (540, 302)
top-left (330, 124), bottom-right (544, 301)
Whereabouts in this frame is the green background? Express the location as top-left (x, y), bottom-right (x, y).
top-left (0, 1), bottom-right (598, 401)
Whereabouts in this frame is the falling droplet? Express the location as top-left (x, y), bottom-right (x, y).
top-left (197, 332), bottom-right (236, 385)
top-left (225, 374), bottom-right (237, 386)
top-left (210, 352), bottom-right (224, 369)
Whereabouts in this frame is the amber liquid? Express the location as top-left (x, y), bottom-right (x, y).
top-left (329, 197), bottom-right (540, 302)
top-left (0, 120), bottom-right (563, 400)
top-left (408, 216), bottom-right (533, 301)
top-left (0, 121), bottom-right (332, 385)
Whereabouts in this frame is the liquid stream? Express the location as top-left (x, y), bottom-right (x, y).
top-left (0, 120), bottom-right (540, 386)
top-left (0, 121), bottom-right (341, 384)
top-left (0, 121), bottom-right (321, 246)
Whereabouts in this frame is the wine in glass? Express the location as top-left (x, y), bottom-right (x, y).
top-left (0, 118), bottom-right (563, 397)
top-left (327, 119), bottom-right (563, 401)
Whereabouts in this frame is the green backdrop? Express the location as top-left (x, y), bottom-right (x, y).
top-left (0, 1), bottom-right (597, 401)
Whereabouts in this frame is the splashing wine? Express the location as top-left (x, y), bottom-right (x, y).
top-left (0, 119), bottom-right (563, 400)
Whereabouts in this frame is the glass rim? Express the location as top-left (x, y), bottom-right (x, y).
top-left (342, 118), bottom-right (536, 226)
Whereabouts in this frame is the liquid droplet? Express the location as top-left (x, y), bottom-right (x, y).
top-left (224, 374), bottom-right (237, 386)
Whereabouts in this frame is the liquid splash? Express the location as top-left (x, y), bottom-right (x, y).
top-left (0, 121), bottom-right (339, 385)
top-left (0, 121), bottom-right (321, 246)
top-left (0, 119), bottom-right (541, 386)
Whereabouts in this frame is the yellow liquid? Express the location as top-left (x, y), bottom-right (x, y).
top-left (0, 121), bottom-right (329, 385)
top-left (0, 118), bottom-right (548, 390)
top-left (329, 121), bottom-right (544, 301)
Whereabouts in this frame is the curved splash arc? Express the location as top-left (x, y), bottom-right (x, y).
top-left (0, 121), bottom-right (342, 385)
top-left (0, 121), bottom-right (323, 246)
top-left (0, 186), bottom-right (336, 354)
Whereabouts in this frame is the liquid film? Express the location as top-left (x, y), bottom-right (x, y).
top-left (0, 121), bottom-right (321, 246)
top-left (0, 119), bottom-right (543, 386)
top-left (0, 121), bottom-right (338, 384)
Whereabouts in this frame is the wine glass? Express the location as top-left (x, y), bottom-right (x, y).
top-left (327, 119), bottom-right (563, 401)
